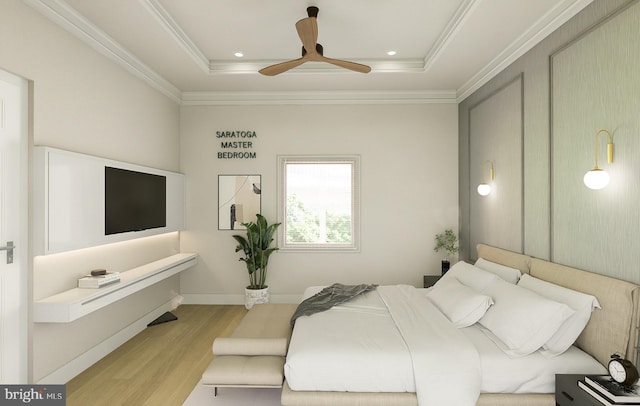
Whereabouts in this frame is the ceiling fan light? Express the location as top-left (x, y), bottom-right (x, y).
top-left (583, 168), bottom-right (609, 190)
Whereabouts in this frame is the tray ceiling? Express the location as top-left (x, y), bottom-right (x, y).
top-left (25, 0), bottom-right (594, 103)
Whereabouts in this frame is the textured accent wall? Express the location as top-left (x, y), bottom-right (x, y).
top-left (551, 1), bottom-right (640, 280)
top-left (458, 0), bottom-right (639, 284)
top-left (468, 76), bottom-right (523, 253)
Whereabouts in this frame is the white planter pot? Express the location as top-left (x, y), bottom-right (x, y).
top-left (245, 286), bottom-right (270, 310)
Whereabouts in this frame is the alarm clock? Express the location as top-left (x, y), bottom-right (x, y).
top-left (609, 354), bottom-right (639, 387)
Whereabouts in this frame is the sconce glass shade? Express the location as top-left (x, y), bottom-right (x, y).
top-left (584, 129), bottom-right (614, 190)
top-left (477, 183), bottom-right (492, 196)
top-left (583, 168), bottom-right (610, 190)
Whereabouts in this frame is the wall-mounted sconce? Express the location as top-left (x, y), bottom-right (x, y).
top-left (583, 129), bottom-right (614, 190)
top-left (477, 160), bottom-right (494, 196)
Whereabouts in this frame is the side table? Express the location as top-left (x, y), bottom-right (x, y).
top-left (555, 374), bottom-right (603, 406)
top-left (423, 275), bottom-right (441, 288)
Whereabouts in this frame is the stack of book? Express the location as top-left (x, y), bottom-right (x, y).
top-left (78, 272), bottom-right (120, 289)
top-left (579, 375), bottom-right (640, 405)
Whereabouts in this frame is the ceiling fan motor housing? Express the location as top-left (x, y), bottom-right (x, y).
top-left (302, 43), bottom-right (323, 57)
top-left (307, 6), bottom-right (319, 18)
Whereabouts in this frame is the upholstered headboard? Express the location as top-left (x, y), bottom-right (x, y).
top-left (476, 244), bottom-right (531, 274)
top-left (476, 244), bottom-right (640, 368)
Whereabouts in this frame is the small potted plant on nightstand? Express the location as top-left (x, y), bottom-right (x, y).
top-left (434, 229), bottom-right (459, 275)
top-left (233, 214), bottom-right (281, 309)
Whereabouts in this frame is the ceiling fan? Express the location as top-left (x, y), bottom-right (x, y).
top-left (259, 6), bottom-right (372, 76)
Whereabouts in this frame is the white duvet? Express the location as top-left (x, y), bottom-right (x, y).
top-left (285, 285), bottom-right (606, 404)
top-left (286, 285), bottom-right (481, 406)
top-left (286, 286), bottom-right (416, 392)
top-left (378, 285), bottom-right (481, 405)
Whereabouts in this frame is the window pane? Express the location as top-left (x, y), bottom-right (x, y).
top-left (279, 156), bottom-right (359, 251)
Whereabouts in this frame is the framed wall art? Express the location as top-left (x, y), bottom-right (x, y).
top-left (218, 175), bottom-right (261, 230)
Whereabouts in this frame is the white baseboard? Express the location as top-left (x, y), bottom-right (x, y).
top-left (182, 293), bottom-right (301, 305)
top-left (36, 300), bottom-right (175, 384)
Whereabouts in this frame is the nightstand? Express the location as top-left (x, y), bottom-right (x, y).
top-left (555, 374), bottom-right (602, 406)
top-left (423, 275), bottom-right (441, 288)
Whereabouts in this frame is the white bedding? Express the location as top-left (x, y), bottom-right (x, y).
top-left (285, 285), bottom-right (606, 397)
top-left (460, 325), bottom-right (606, 393)
top-left (286, 287), bottom-right (416, 392)
top-left (378, 285), bottom-right (480, 405)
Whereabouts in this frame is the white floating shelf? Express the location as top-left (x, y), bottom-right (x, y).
top-left (34, 253), bottom-right (198, 323)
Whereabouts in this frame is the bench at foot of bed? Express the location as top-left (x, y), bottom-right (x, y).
top-left (201, 303), bottom-right (297, 396)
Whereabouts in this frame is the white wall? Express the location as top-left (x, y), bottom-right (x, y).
top-left (1, 0), bottom-right (181, 382)
top-left (180, 104), bottom-right (458, 303)
top-left (0, 1), bottom-right (180, 170)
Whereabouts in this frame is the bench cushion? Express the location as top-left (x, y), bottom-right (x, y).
top-left (213, 337), bottom-right (288, 356)
top-left (231, 304), bottom-right (297, 338)
top-left (203, 355), bottom-right (285, 386)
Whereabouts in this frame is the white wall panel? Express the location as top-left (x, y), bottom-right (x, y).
top-left (34, 147), bottom-right (185, 255)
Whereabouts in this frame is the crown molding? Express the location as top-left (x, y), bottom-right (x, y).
top-left (208, 59), bottom-right (427, 74)
top-left (181, 90), bottom-right (457, 106)
top-left (423, 0), bottom-right (481, 73)
top-left (24, 0), bottom-right (182, 103)
top-left (456, 0), bottom-right (594, 102)
top-left (140, 0), bottom-right (210, 73)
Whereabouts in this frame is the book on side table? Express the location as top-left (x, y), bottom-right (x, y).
top-left (578, 375), bottom-right (640, 405)
top-left (78, 272), bottom-right (120, 288)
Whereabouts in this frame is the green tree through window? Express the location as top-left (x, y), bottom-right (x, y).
top-left (278, 156), bottom-right (359, 251)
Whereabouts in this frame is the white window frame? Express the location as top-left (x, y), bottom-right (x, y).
top-left (277, 155), bottom-right (360, 252)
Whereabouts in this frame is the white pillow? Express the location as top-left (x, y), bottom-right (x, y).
top-left (442, 261), bottom-right (500, 293)
top-left (478, 279), bottom-right (575, 357)
top-left (427, 277), bottom-right (494, 328)
top-left (517, 274), bottom-right (601, 357)
top-left (474, 258), bottom-right (521, 284)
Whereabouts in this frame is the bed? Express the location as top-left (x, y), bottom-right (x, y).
top-left (280, 244), bottom-right (640, 406)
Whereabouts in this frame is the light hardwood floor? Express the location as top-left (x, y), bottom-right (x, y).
top-left (66, 305), bottom-right (247, 406)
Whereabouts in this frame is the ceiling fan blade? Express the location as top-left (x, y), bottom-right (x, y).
top-left (258, 57), bottom-right (307, 76)
top-left (295, 17), bottom-right (318, 55)
top-left (320, 56), bottom-right (372, 73)
top-left (260, 6), bottom-right (370, 76)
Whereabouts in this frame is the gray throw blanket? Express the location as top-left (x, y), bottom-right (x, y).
top-left (290, 283), bottom-right (378, 326)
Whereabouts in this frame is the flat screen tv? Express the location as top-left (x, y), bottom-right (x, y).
top-left (105, 166), bottom-right (167, 235)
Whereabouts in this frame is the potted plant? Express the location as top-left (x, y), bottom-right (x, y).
top-left (233, 214), bottom-right (281, 309)
top-left (434, 229), bottom-right (459, 274)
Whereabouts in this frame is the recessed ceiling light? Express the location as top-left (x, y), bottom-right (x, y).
top-left (234, 52), bottom-right (244, 58)
top-left (387, 50), bottom-right (397, 56)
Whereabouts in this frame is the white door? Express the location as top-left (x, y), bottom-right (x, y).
top-left (0, 69), bottom-right (29, 383)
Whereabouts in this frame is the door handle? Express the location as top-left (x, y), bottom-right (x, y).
top-left (0, 241), bottom-right (14, 264)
